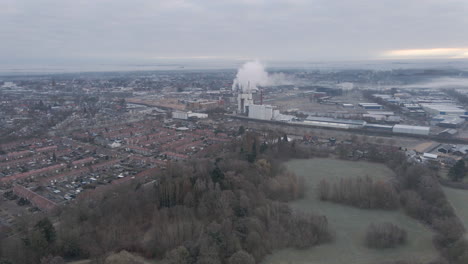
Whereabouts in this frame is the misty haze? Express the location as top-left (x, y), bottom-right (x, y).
top-left (1, 1), bottom-right (468, 264)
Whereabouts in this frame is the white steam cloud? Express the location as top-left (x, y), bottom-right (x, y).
top-left (232, 60), bottom-right (269, 92)
top-left (232, 60), bottom-right (297, 92)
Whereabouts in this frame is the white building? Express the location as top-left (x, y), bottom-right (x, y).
top-left (238, 93), bottom-right (254, 114)
top-left (393, 124), bottom-right (430, 136)
top-left (248, 104), bottom-right (277, 120)
top-left (2, 82), bottom-right (15, 88)
top-left (420, 104), bottom-right (467, 116)
top-left (188, 112), bottom-right (208, 119)
top-left (172, 111), bottom-right (189, 120)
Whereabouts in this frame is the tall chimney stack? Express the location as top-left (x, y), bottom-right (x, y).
top-left (260, 89), bottom-right (263, 105)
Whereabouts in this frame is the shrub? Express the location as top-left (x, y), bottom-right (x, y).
top-left (365, 222), bottom-right (407, 249)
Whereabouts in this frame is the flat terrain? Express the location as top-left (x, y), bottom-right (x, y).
top-left (263, 158), bottom-right (437, 264)
top-left (443, 186), bottom-right (468, 230)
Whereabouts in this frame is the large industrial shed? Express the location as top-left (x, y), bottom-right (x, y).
top-left (438, 116), bottom-right (465, 128)
top-left (247, 104), bottom-right (278, 120)
top-left (302, 120), bottom-right (352, 129)
top-left (364, 124), bottom-right (394, 132)
top-left (420, 104), bottom-right (467, 116)
top-left (358, 103), bottom-right (383, 110)
top-left (305, 116), bottom-right (367, 129)
top-left (393, 124), bottom-right (430, 136)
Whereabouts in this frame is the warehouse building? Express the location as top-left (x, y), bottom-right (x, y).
top-left (247, 104), bottom-right (279, 120)
top-left (301, 120), bottom-right (352, 129)
top-left (305, 116), bottom-right (367, 129)
top-left (364, 124), bottom-right (394, 132)
top-left (420, 104), bottom-right (467, 116)
top-left (358, 103), bottom-right (384, 110)
top-left (188, 112), bottom-right (208, 119)
top-left (172, 111), bottom-right (189, 120)
top-left (438, 116), bottom-right (465, 128)
top-left (404, 104), bottom-right (422, 110)
top-left (438, 129), bottom-right (458, 138)
top-left (363, 114), bottom-right (401, 123)
top-left (393, 124), bottom-right (430, 136)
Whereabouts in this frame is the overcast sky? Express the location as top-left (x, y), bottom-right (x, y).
top-left (1, 0), bottom-right (468, 67)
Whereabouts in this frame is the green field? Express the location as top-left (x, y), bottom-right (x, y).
top-left (443, 186), bottom-right (468, 230)
top-left (263, 158), bottom-right (437, 264)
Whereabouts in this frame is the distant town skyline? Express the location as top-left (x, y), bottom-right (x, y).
top-left (1, 0), bottom-right (468, 67)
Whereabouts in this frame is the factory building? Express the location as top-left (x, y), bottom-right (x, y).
top-left (364, 124), bottom-right (394, 132)
top-left (172, 111), bottom-right (208, 120)
top-left (188, 112), bottom-right (208, 119)
top-left (247, 104), bottom-right (279, 120)
top-left (438, 129), bottom-right (458, 138)
top-left (438, 116), bottom-right (465, 128)
top-left (305, 116), bottom-right (367, 129)
top-left (172, 111), bottom-right (189, 120)
top-left (358, 103), bottom-right (384, 110)
top-left (301, 120), bottom-right (352, 129)
top-left (403, 104), bottom-right (422, 110)
top-left (420, 104), bottom-right (467, 116)
top-left (363, 111), bottom-right (401, 123)
top-left (238, 92), bottom-right (254, 114)
top-left (393, 124), bottom-right (430, 136)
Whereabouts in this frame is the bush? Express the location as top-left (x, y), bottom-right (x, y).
top-left (365, 222), bottom-right (407, 249)
top-left (228, 250), bottom-right (255, 264)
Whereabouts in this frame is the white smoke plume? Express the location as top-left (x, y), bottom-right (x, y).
top-left (232, 60), bottom-right (270, 92)
top-left (232, 60), bottom-right (297, 92)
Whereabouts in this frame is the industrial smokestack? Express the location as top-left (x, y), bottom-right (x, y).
top-left (260, 89), bottom-right (263, 105)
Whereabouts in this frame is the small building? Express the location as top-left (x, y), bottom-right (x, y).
top-left (365, 124), bottom-right (394, 132)
top-left (423, 153), bottom-right (438, 160)
top-left (172, 111), bottom-right (188, 120)
top-left (366, 111), bottom-right (395, 116)
top-left (438, 129), bottom-right (458, 138)
top-left (188, 112), bottom-right (208, 119)
top-left (437, 144), bottom-right (453, 154)
top-left (408, 110), bottom-right (426, 116)
top-left (438, 117), bottom-right (465, 128)
top-left (453, 145), bottom-right (468, 156)
top-left (404, 104), bottom-right (422, 110)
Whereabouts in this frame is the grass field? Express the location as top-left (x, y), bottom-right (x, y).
top-left (263, 158), bottom-right (437, 264)
top-left (443, 186), bottom-right (468, 231)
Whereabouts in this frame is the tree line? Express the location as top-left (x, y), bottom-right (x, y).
top-left (318, 176), bottom-right (399, 210)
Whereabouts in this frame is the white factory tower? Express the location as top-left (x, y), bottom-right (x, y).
top-left (236, 83), bottom-right (254, 114)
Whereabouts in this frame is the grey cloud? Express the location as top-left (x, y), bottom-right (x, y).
top-left (1, 0), bottom-right (468, 66)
